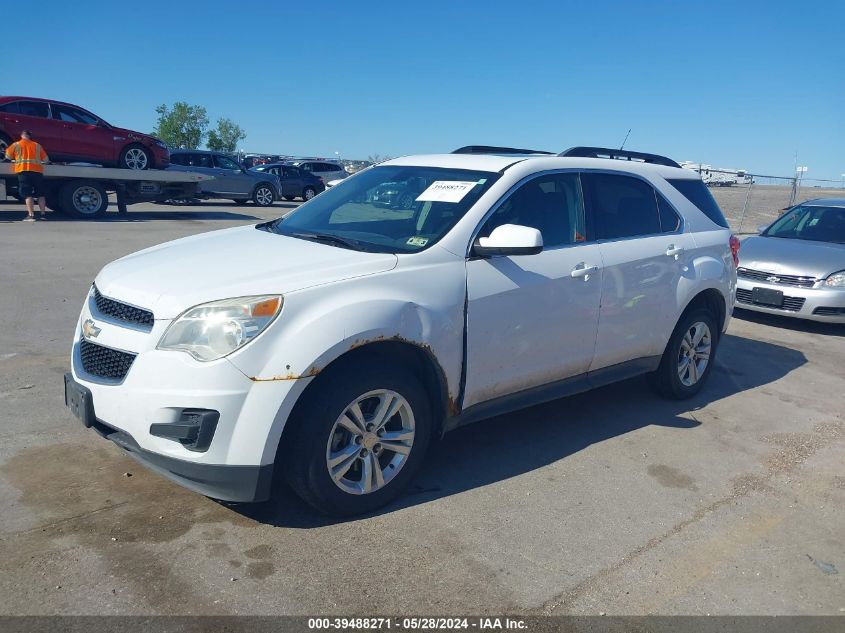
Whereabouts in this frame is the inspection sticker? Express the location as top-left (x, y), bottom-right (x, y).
top-left (406, 236), bottom-right (429, 247)
top-left (415, 181), bottom-right (479, 203)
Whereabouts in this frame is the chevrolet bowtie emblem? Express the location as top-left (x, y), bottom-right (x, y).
top-left (766, 276), bottom-right (780, 282)
top-left (82, 319), bottom-right (102, 339)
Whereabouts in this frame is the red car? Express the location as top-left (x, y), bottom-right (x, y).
top-left (0, 96), bottom-right (169, 170)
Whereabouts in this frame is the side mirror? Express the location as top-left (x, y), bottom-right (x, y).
top-left (473, 224), bottom-right (543, 257)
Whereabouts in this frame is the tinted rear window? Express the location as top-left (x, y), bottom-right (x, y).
top-left (581, 173), bottom-right (661, 240)
top-left (666, 178), bottom-right (728, 228)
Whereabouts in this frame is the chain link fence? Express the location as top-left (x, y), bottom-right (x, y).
top-left (698, 169), bottom-right (844, 234)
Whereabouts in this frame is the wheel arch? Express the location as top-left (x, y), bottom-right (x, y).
top-left (679, 287), bottom-right (728, 333)
top-left (271, 338), bottom-right (452, 465)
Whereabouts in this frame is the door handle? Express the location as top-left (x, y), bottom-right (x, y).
top-left (666, 245), bottom-right (684, 258)
top-left (571, 263), bottom-right (599, 279)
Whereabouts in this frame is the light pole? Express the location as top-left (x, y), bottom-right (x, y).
top-left (841, 173), bottom-right (844, 189)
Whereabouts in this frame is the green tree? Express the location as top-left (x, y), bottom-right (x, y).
top-left (152, 102), bottom-right (208, 149)
top-left (207, 118), bottom-right (247, 153)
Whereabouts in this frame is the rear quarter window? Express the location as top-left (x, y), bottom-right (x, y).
top-left (666, 178), bottom-right (728, 228)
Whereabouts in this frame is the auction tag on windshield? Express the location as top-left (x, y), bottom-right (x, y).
top-left (407, 236), bottom-right (429, 247)
top-left (416, 181), bottom-right (479, 203)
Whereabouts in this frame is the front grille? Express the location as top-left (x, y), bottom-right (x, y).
top-left (736, 288), bottom-right (806, 312)
top-left (93, 285), bottom-right (154, 327)
top-left (736, 268), bottom-right (816, 288)
top-left (813, 306), bottom-right (845, 316)
top-left (79, 339), bottom-right (136, 380)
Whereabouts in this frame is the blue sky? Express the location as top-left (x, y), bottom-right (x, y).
top-left (4, 1), bottom-right (844, 179)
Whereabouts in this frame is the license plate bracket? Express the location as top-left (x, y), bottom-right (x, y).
top-left (752, 286), bottom-right (784, 307)
top-left (64, 373), bottom-right (95, 428)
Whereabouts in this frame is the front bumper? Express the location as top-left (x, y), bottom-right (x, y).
top-left (735, 277), bottom-right (845, 322)
top-left (65, 291), bottom-right (313, 501)
top-left (65, 373), bottom-right (273, 501)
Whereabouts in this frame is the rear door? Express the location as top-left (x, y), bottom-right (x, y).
top-left (581, 172), bottom-right (693, 372)
top-left (8, 101), bottom-right (64, 156)
top-left (51, 103), bottom-right (117, 164)
top-left (463, 172), bottom-right (602, 407)
top-left (282, 166), bottom-right (304, 197)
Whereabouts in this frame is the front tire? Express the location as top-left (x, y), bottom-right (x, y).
top-left (284, 362), bottom-right (433, 516)
top-left (252, 183), bottom-right (275, 207)
top-left (119, 144), bottom-right (152, 170)
top-left (650, 308), bottom-right (718, 399)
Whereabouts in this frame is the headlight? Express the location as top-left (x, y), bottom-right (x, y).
top-left (157, 295), bottom-right (282, 361)
top-left (824, 270), bottom-right (845, 288)
top-left (153, 140), bottom-right (167, 149)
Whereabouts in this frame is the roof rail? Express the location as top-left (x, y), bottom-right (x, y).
top-left (452, 145), bottom-right (554, 155)
top-left (559, 146), bottom-right (681, 168)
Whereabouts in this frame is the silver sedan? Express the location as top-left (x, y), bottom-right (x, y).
top-left (736, 198), bottom-right (845, 323)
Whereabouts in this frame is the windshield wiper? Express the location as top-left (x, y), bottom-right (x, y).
top-left (288, 231), bottom-right (363, 251)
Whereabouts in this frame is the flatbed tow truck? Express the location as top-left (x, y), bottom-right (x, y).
top-left (0, 163), bottom-right (213, 218)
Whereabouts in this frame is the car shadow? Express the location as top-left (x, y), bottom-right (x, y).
top-left (233, 333), bottom-right (807, 528)
top-left (733, 307), bottom-right (844, 337)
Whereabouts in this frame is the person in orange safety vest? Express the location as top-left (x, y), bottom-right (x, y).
top-left (4, 129), bottom-right (49, 221)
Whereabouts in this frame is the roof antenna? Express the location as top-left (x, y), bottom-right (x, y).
top-left (619, 129), bottom-right (632, 150)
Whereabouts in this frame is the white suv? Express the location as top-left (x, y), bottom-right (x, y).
top-left (64, 145), bottom-right (737, 516)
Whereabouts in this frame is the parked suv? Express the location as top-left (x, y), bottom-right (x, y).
top-left (169, 149), bottom-right (281, 206)
top-left (251, 163), bottom-right (326, 201)
top-left (0, 96), bottom-right (168, 169)
top-left (287, 160), bottom-right (347, 183)
top-left (64, 146), bottom-right (736, 516)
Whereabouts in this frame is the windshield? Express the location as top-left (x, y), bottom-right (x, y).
top-left (764, 204), bottom-right (845, 244)
top-left (265, 165), bottom-right (500, 253)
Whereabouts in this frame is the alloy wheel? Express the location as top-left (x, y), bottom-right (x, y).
top-left (124, 147), bottom-right (148, 170)
top-left (325, 389), bottom-right (415, 495)
top-left (255, 186), bottom-right (274, 206)
top-left (677, 321), bottom-right (712, 387)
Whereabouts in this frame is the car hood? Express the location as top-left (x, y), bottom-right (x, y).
top-left (110, 126), bottom-right (158, 143)
top-left (739, 236), bottom-right (845, 279)
top-left (94, 225), bottom-right (398, 318)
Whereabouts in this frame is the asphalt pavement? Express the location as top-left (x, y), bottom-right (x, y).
top-left (0, 198), bottom-right (843, 615)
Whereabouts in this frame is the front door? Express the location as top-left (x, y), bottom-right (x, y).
top-left (463, 172), bottom-right (602, 408)
top-left (212, 154), bottom-right (249, 195)
top-left (51, 103), bottom-right (117, 164)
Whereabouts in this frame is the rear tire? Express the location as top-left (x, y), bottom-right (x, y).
top-left (60, 181), bottom-right (108, 218)
top-left (302, 186), bottom-right (316, 201)
top-left (283, 361), bottom-right (432, 516)
top-left (649, 308), bottom-right (718, 400)
top-left (119, 144), bottom-right (152, 170)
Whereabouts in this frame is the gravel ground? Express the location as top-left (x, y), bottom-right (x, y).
top-left (0, 195), bottom-right (843, 616)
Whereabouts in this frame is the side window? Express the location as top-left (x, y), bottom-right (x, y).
top-left (665, 178), bottom-right (729, 228)
top-left (214, 155), bottom-right (241, 170)
top-left (0, 102), bottom-right (20, 114)
top-left (581, 173), bottom-right (661, 240)
top-left (187, 154), bottom-right (212, 168)
top-left (52, 104), bottom-right (98, 125)
top-left (18, 101), bottom-right (50, 118)
top-left (300, 163), bottom-right (313, 172)
top-left (478, 173), bottom-right (586, 248)
top-left (656, 192), bottom-right (681, 233)
top-left (170, 154), bottom-right (186, 166)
